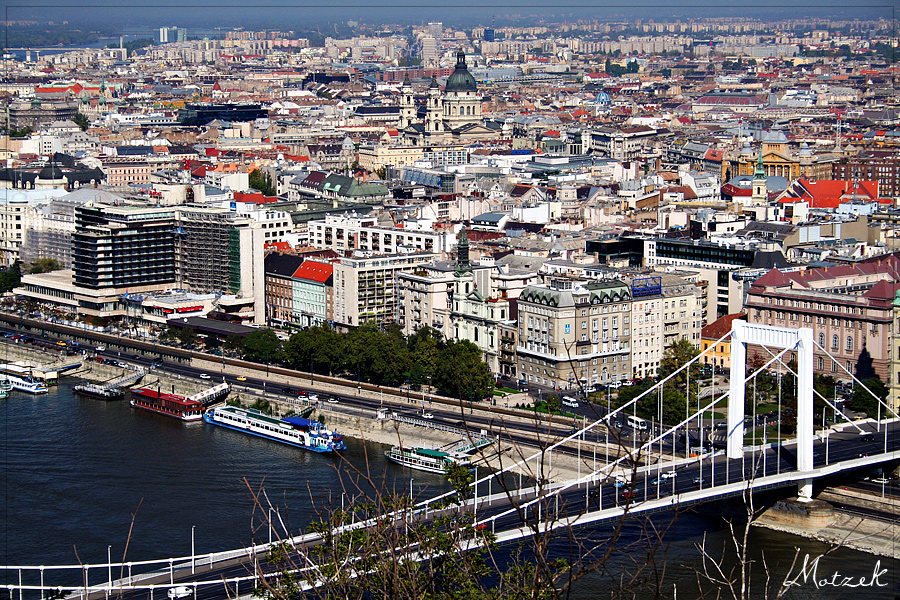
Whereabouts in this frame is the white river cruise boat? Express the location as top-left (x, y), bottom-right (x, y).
top-left (203, 405), bottom-right (345, 452)
top-left (384, 446), bottom-right (471, 474)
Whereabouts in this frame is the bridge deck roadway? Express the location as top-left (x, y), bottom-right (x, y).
top-left (37, 419), bottom-right (897, 600)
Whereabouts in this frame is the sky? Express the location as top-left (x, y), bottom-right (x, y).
top-left (1, 0), bottom-right (895, 30)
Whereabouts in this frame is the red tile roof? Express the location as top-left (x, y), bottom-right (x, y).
top-left (292, 261), bottom-right (333, 284)
top-left (750, 254), bottom-right (900, 293)
top-left (778, 176), bottom-right (884, 209)
top-left (701, 313), bottom-right (744, 340)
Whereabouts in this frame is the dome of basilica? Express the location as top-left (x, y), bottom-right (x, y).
top-left (444, 50), bottom-right (477, 93)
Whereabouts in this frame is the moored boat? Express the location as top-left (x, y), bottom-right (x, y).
top-left (129, 388), bottom-right (203, 421)
top-left (203, 405), bottom-right (345, 452)
top-left (0, 365), bottom-right (49, 394)
top-left (0, 375), bottom-right (11, 399)
top-left (384, 445), bottom-right (471, 474)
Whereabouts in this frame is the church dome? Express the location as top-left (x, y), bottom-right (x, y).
top-left (38, 165), bottom-right (63, 180)
top-left (445, 50), bottom-right (477, 93)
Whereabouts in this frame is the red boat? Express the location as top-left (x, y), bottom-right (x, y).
top-left (129, 388), bottom-right (203, 421)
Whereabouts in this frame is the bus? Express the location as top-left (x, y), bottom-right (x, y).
top-left (627, 415), bottom-right (648, 431)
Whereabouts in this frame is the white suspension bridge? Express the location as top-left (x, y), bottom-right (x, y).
top-left (3, 321), bottom-right (898, 600)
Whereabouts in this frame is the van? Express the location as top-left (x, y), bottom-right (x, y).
top-left (561, 396), bottom-right (579, 408)
top-left (627, 415), bottom-right (648, 431)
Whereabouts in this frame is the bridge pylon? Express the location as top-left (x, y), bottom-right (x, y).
top-left (728, 320), bottom-right (815, 500)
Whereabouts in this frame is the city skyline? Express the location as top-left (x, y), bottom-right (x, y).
top-left (2, 1), bottom-right (896, 29)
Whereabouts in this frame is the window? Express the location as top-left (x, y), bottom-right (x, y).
top-left (846, 336), bottom-right (853, 353)
top-left (817, 356), bottom-right (824, 370)
top-left (818, 333), bottom-right (825, 347)
top-left (832, 334), bottom-right (839, 350)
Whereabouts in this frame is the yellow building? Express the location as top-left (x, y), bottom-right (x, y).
top-left (700, 313), bottom-right (744, 369)
top-left (357, 145), bottom-right (424, 172)
top-left (722, 130), bottom-right (841, 183)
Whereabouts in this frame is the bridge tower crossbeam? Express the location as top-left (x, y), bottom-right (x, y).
top-left (728, 320), bottom-right (814, 500)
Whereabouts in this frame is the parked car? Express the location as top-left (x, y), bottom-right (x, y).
top-left (199, 373), bottom-right (211, 380)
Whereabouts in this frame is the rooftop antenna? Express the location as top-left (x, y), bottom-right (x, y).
top-left (835, 114), bottom-right (842, 152)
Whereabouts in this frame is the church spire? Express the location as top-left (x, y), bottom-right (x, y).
top-left (455, 226), bottom-right (471, 275)
top-left (455, 48), bottom-right (466, 69)
top-left (754, 148), bottom-right (765, 180)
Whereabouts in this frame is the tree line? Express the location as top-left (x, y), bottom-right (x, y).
top-left (164, 323), bottom-right (494, 401)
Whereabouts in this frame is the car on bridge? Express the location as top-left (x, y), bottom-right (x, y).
top-left (167, 586), bottom-right (191, 599)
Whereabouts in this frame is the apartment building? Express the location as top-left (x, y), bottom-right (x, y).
top-left (265, 253), bottom-right (305, 327)
top-left (331, 252), bottom-right (439, 328)
top-left (745, 256), bottom-right (900, 386)
top-left (357, 146), bottom-right (425, 172)
top-left (517, 278), bottom-right (634, 390)
top-left (291, 260), bottom-right (333, 327)
top-left (308, 213), bottom-right (455, 255)
top-left (630, 275), bottom-right (703, 381)
top-left (516, 274), bottom-right (701, 389)
top-left (103, 161), bottom-right (152, 186)
top-left (397, 263), bottom-right (456, 336)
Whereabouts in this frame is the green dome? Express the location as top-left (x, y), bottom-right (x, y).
top-left (445, 50), bottom-right (477, 93)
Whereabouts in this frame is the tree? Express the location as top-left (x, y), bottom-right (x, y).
top-left (242, 328), bottom-right (282, 364)
top-left (176, 326), bottom-right (197, 348)
top-left (407, 325), bottom-right (442, 385)
top-left (27, 257), bottom-right (62, 274)
top-left (545, 394), bottom-right (562, 414)
top-left (224, 333), bottom-right (244, 355)
top-left (8, 125), bottom-right (32, 138)
top-left (434, 340), bottom-right (492, 400)
top-left (72, 113), bottom-right (90, 131)
top-left (0, 260), bottom-right (22, 293)
top-left (849, 376), bottom-right (888, 419)
top-left (659, 338), bottom-right (701, 392)
top-left (248, 169), bottom-right (276, 196)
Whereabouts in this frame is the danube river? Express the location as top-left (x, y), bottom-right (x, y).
top-left (1, 383), bottom-right (898, 598)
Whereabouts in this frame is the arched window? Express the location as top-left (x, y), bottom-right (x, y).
top-left (846, 336), bottom-right (853, 352)
top-left (832, 334), bottom-right (839, 350)
top-left (474, 328), bottom-right (479, 342)
top-left (818, 332), bottom-right (825, 347)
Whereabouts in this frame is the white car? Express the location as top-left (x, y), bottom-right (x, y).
top-left (199, 373), bottom-right (211, 379)
top-left (95, 345), bottom-right (106, 352)
top-left (167, 587), bottom-right (191, 599)
top-left (423, 413), bottom-right (434, 419)
top-left (661, 471), bottom-right (677, 480)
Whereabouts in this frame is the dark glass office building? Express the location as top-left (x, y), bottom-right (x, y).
top-left (177, 103), bottom-right (268, 126)
top-left (73, 205), bottom-right (176, 289)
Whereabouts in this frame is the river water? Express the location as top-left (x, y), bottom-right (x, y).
top-left (1, 383), bottom-right (898, 599)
